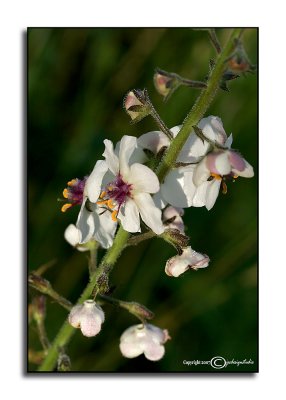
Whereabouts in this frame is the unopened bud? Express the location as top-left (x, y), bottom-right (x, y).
top-left (153, 69), bottom-right (180, 100)
top-left (68, 299), bottom-right (105, 337)
top-left (124, 89), bottom-right (151, 123)
top-left (165, 246), bottom-right (210, 278)
top-left (228, 38), bottom-right (256, 74)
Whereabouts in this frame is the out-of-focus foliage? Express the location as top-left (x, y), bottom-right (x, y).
top-left (28, 28), bottom-right (257, 372)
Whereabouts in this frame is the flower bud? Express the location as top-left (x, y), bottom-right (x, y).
top-left (120, 323), bottom-right (170, 361)
top-left (68, 299), bottom-right (105, 337)
top-left (228, 39), bottom-right (256, 74)
top-left (153, 69), bottom-right (180, 100)
top-left (32, 295), bottom-right (46, 324)
top-left (165, 246), bottom-right (210, 277)
top-left (124, 90), bottom-right (151, 123)
top-left (163, 206), bottom-right (185, 234)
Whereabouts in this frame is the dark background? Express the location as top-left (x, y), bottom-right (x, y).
top-left (28, 28), bottom-right (258, 372)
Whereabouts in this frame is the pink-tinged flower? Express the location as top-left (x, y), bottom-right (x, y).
top-left (191, 146), bottom-right (254, 210)
top-left (84, 136), bottom-right (164, 235)
top-left (68, 300), bottom-right (104, 337)
top-left (138, 116), bottom-right (228, 208)
top-left (120, 323), bottom-right (170, 361)
top-left (165, 246), bottom-right (210, 277)
top-left (163, 206), bottom-right (185, 233)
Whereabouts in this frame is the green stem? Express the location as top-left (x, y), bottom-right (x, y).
top-left (156, 28), bottom-right (243, 182)
top-left (37, 28), bottom-right (242, 372)
top-left (38, 226), bottom-right (129, 371)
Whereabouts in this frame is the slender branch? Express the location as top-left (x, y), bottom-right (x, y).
top-left (156, 28), bottom-right (243, 182)
top-left (126, 231), bottom-right (156, 246)
top-left (208, 29), bottom-right (221, 54)
top-left (88, 242), bottom-right (99, 277)
top-left (37, 28), bottom-right (243, 372)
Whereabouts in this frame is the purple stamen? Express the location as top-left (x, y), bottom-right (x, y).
top-left (105, 175), bottom-right (132, 209)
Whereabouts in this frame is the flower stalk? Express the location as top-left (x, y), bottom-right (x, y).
top-left (37, 28), bottom-right (243, 372)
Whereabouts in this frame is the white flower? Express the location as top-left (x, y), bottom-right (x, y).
top-left (165, 246), bottom-right (210, 277)
top-left (119, 323), bottom-right (170, 361)
top-left (68, 300), bottom-right (105, 337)
top-left (163, 206), bottom-right (185, 233)
top-left (138, 116), bottom-right (228, 208)
top-left (84, 135), bottom-right (164, 235)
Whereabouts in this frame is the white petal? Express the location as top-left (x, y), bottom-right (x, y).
top-left (193, 158), bottom-right (210, 186)
top-left (94, 207), bottom-right (117, 249)
top-left (68, 305), bottom-right (83, 328)
top-left (192, 181), bottom-right (209, 207)
top-left (143, 342), bottom-right (165, 361)
top-left (161, 169), bottom-right (193, 208)
top-left (80, 313), bottom-right (103, 337)
top-left (103, 140), bottom-right (119, 176)
top-left (76, 201), bottom-right (97, 243)
top-left (153, 191), bottom-right (167, 209)
top-left (205, 179), bottom-right (221, 210)
top-left (119, 136), bottom-right (137, 178)
top-left (64, 224), bottom-right (81, 247)
top-left (137, 131), bottom-right (170, 154)
top-left (199, 115), bottom-right (227, 145)
top-left (119, 341), bottom-right (143, 359)
top-left (133, 192), bottom-right (164, 235)
top-left (225, 133), bottom-right (233, 148)
top-left (170, 125), bottom-right (182, 137)
top-left (233, 160), bottom-right (254, 178)
top-left (85, 160), bottom-right (109, 202)
top-left (118, 198), bottom-right (140, 233)
top-left (213, 152), bottom-right (231, 175)
top-left (128, 163), bottom-right (160, 194)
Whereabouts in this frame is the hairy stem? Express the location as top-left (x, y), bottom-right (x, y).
top-left (37, 28), bottom-right (242, 372)
top-left (156, 28), bottom-right (243, 182)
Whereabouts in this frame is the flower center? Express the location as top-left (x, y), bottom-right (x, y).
top-left (208, 173), bottom-right (239, 195)
top-left (61, 177), bottom-right (87, 212)
top-left (97, 175), bottom-right (132, 221)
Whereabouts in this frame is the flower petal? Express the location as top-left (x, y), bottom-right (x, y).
top-left (94, 207), bottom-right (117, 249)
top-left (161, 169), bottom-right (193, 208)
top-left (153, 191), bottom-right (168, 209)
top-left (133, 192), bottom-right (164, 234)
top-left (118, 198), bottom-right (140, 233)
top-left (119, 341), bottom-right (143, 359)
top-left (80, 313), bottom-right (103, 337)
top-left (85, 160), bottom-right (109, 203)
top-left (137, 131), bottom-right (170, 154)
top-left (119, 135), bottom-right (137, 178)
top-left (193, 158), bottom-right (210, 186)
top-left (128, 163), bottom-right (160, 194)
top-left (205, 179), bottom-right (221, 210)
top-left (103, 140), bottom-right (119, 176)
top-left (143, 342), bottom-right (165, 361)
top-left (64, 224), bottom-right (81, 247)
top-left (76, 201), bottom-right (97, 243)
top-left (207, 151), bottom-right (231, 176)
top-left (233, 160), bottom-right (254, 178)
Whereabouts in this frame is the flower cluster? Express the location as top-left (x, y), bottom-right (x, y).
top-left (64, 112), bottom-right (254, 363)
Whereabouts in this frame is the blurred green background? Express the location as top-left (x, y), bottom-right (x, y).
top-left (28, 28), bottom-right (257, 372)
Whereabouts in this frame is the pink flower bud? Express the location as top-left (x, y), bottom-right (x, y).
top-left (124, 90), bottom-right (150, 122)
top-left (153, 71), bottom-right (174, 98)
top-left (165, 246), bottom-right (210, 277)
top-left (120, 323), bottom-right (170, 361)
top-left (68, 300), bottom-right (105, 337)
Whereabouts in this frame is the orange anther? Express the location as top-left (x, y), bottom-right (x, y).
top-left (99, 191), bottom-right (106, 199)
top-left (111, 210), bottom-right (118, 222)
top-left (67, 179), bottom-right (77, 186)
top-left (107, 199), bottom-right (115, 209)
top-left (210, 173), bottom-right (222, 181)
top-left (96, 200), bottom-right (108, 206)
top-left (63, 188), bottom-right (69, 199)
top-left (222, 181), bottom-right (228, 195)
top-left (61, 203), bottom-right (72, 212)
